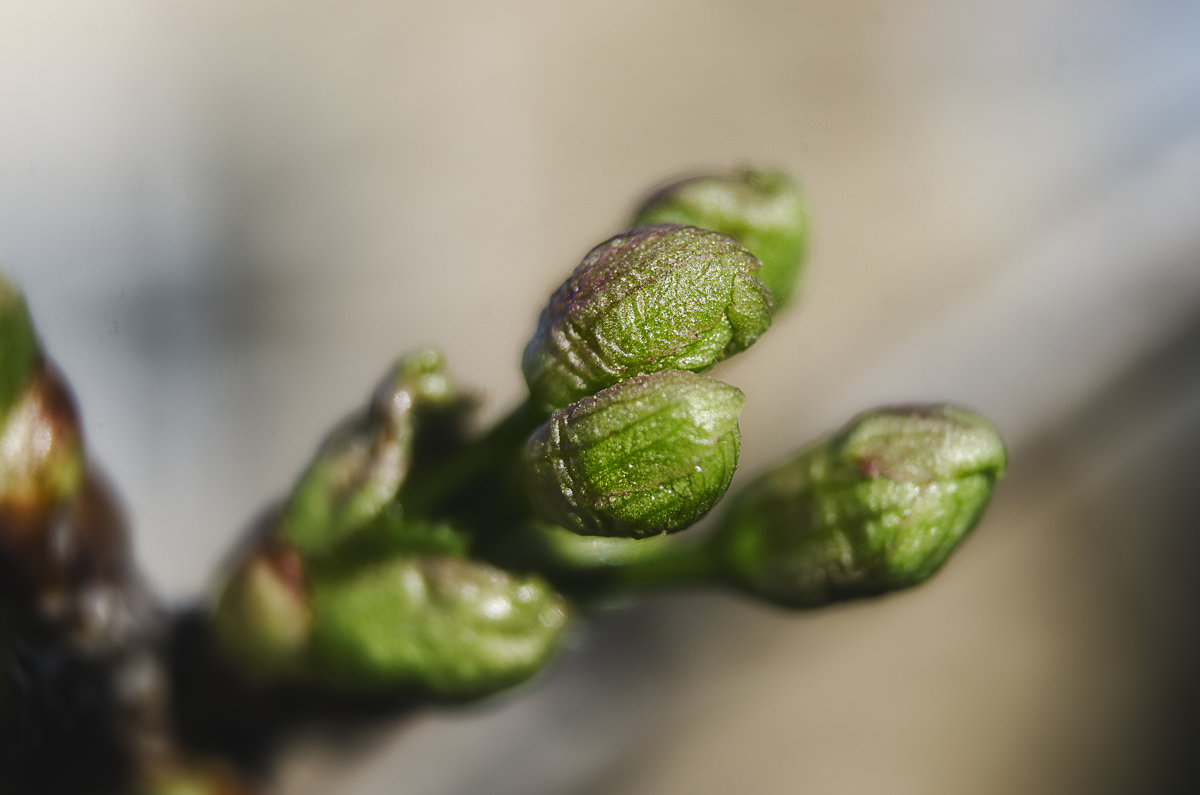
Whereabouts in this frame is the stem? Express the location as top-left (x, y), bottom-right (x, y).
top-left (605, 535), bottom-right (723, 589)
top-left (399, 395), bottom-right (727, 594)
top-left (400, 399), bottom-right (542, 521)
top-left (496, 525), bottom-right (726, 597)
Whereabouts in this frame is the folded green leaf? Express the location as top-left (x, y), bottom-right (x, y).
top-left (280, 349), bottom-right (470, 558)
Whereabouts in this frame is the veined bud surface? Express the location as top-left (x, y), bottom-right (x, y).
top-left (307, 555), bottom-right (569, 697)
top-left (633, 169), bottom-right (808, 308)
top-left (717, 404), bottom-right (1006, 607)
top-left (522, 225), bottom-right (772, 413)
top-left (523, 370), bottom-right (744, 538)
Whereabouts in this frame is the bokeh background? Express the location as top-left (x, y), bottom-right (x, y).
top-left (3, 1), bottom-right (1199, 792)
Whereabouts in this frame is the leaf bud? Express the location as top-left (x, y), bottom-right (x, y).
top-left (307, 555), bottom-right (569, 697)
top-left (0, 363), bottom-right (85, 537)
top-left (522, 225), bottom-right (772, 412)
top-left (0, 272), bottom-right (39, 420)
top-left (211, 540), bottom-right (311, 679)
top-left (523, 370), bottom-right (744, 538)
top-left (280, 349), bottom-right (469, 558)
top-left (716, 404), bottom-right (1006, 607)
top-left (633, 168), bottom-right (808, 307)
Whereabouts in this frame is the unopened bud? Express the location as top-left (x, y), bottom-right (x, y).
top-left (0, 364), bottom-right (85, 535)
top-left (0, 272), bottom-right (39, 420)
top-left (280, 350), bottom-right (468, 558)
top-left (524, 370), bottom-right (744, 538)
top-left (716, 404), bottom-right (1006, 607)
top-left (211, 541), bottom-right (311, 679)
top-left (308, 555), bottom-right (569, 697)
top-left (522, 225), bottom-right (772, 412)
top-left (633, 168), bottom-right (808, 307)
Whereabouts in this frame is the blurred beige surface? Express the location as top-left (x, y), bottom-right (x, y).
top-left (2, 1), bottom-right (1199, 792)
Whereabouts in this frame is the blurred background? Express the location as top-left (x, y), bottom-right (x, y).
top-left (2, 1), bottom-right (1199, 792)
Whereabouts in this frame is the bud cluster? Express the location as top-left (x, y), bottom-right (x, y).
top-left (1, 167), bottom-right (1009, 791)
top-left (520, 224), bottom-right (775, 538)
top-left (212, 351), bottom-right (570, 697)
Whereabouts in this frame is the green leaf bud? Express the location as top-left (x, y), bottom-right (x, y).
top-left (212, 541), bottom-right (311, 679)
top-left (280, 349), bottom-right (469, 558)
top-left (211, 510), bottom-right (476, 684)
top-left (522, 225), bottom-right (772, 412)
top-left (0, 364), bottom-right (85, 528)
top-left (0, 272), bottom-right (40, 420)
top-left (632, 168), bottom-right (809, 308)
top-left (523, 370), bottom-right (744, 538)
top-left (716, 404), bottom-right (1006, 607)
top-left (307, 555), bottom-right (569, 697)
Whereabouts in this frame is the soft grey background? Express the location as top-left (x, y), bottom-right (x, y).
top-left (2, 1), bottom-right (1199, 792)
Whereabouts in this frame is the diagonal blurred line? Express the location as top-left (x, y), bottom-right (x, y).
top-left (821, 126), bottom-right (1200, 451)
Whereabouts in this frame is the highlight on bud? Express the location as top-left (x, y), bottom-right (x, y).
top-left (523, 370), bottom-right (744, 539)
top-left (522, 225), bottom-right (772, 413)
top-left (212, 541), bottom-right (312, 679)
top-left (632, 168), bottom-right (808, 308)
top-left (0, 271), bottom-right (40, 419)
top-left (307, 555), bottom-right (570, 697)
top-left (211, 513), bottom-right (480, 687)
top-left (715, 404), bottom-right (1006, 607)
top-left (0, 363), bottom-right (85, 529)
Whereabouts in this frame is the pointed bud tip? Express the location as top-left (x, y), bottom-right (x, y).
top-left (212, 541), bottom-right (312, 679)
top-left (371, 348), bottom-right (459, 420)
top-left (280, 350), bottom-right (468, 558)
top-left (0, 363), bottom-right (85, 532)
